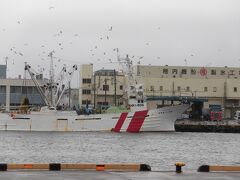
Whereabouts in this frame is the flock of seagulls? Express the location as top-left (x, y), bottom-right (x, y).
top-left (2, 3), bottom-right (163, 72)
top-left (1, 4), bottom-right (207, 77)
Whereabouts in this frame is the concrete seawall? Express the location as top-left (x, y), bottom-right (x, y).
top-left (175, 119), bottom-right (240, 133)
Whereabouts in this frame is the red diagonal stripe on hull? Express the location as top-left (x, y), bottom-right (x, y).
top-left (127, 110), bottom-right (148, 133)
top-left (112, 112), bottom-right (128, 132)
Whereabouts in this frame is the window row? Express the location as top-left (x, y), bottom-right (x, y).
top-left (10, 86), bottom-right (40, 94)
top-left (102, 85), bottom-right (123, 91)
top-left (83, 85), bottom-right (123, 94)
top-left (82, 100), bottom-right (91, 105)
top-left (82, 89), bottom-right (91, 94)
top-left (82, 78), bottom-right (91, 84)
top-left (149, 86), bottom-right (239, 92)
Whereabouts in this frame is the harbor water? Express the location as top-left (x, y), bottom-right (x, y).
top-left (0, 131), bottom-right (239, 171)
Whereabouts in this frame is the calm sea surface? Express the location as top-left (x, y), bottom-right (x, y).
top-left (0, 131), bottom-right (239, 171)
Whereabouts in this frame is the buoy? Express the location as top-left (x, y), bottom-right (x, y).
top-left (175, 162), bottom-right (185, 173)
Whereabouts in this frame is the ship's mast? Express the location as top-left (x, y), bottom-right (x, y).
top-left (117, 53), bottom-right (137, 100)
top-left (118, 54), bottom-right (136, 86)
top-left (48, 51), bottom-right (55, 107)
top-left (117, 51), bottom-right (146, 111)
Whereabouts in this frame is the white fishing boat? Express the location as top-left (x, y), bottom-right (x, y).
top-left (0, 54), bottom-right (190, 132)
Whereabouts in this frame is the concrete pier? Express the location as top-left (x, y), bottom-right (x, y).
top-left (175, 119), bottom-right (240, 133)
top-left (0, 171), bottom-right (239, 180)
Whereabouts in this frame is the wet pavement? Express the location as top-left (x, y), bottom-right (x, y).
top-left (0, 171), bottom-right (240, 180)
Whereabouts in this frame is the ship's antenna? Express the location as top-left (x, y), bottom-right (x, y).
top-left (117, 50), bottom-right (135, 85)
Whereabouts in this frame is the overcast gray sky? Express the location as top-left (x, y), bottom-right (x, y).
top-left (1, 0), bottom-right (240, 79)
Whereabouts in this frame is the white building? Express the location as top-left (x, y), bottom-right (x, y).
top-left (79, 64), bottom-right (240, 118)
top-left (0, 78), bottom-right (45, 111)
top-left (79, 64), bottom-right (126, 109)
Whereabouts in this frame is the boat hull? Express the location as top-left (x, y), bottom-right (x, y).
top-left (0, 104), bottom-right (189, 132)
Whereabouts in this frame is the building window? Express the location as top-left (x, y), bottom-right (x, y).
top-left (119, 85), bottom-right (123, 90)
top-left (82, 78), bottom-right (91, 84)
top-left (82, 89), bottom-right (91, 94)
top-left (213, 87), bottom-right (217, 92)
top-left (220, 70), bottom-right (226, 75)
top-left (211, 69), bottom-right (216, 75)
top-left (234, 87), bottom-right (237, 92)
top-left (172, 69), bottom-right (178, 74)
top-left (103, 84), bottom-right (109, 91)
top-left (33, 87), bottom-right (40, 94)
top-left (177, 86), bottom-right (181, 91)
top-left (159, 86), bottom-right (163, 91)
top-left (186, 86), bottom-right (190, 92)
top-left (0, 86), bottom-right (6, 93)
top-left (191, 69), bottom-right (196, 75)
top-left (10, 86), bottom-right (21, 93)
top-left (102, 102), bottom-right (109, 106)
top-left (229, 70), bottom-right (234, 76)
top-left (163, 69), bottom-right (168, 74)
top-left (98, 101), bottom-right (109, 106)
top-left (204, 87), bottom-right (208, 92)
top-left (181, 69), bottom-right (187, 75)
top-left (82, 100), bottom-right (91, 104)
top-left (150, 86), bottom-right (154, 91)
top-left (27, 87), bottom-right (33, 94)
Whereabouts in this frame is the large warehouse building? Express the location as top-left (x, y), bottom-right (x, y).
top-left (79, 64), bottom-right (240, 119)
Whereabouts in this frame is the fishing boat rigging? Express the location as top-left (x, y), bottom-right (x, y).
top-left (0, 51), bottom-right (191, 132)
top-left (24, 51), bottom-right (78, 110)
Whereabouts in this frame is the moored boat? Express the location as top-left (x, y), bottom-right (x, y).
top-left (0, 54), bottom-right (191, 132)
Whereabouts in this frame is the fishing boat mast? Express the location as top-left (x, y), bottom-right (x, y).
top-left (48, 51), bottom-right (55, 107)
top-left (117, 52), bottom-right (146, 111)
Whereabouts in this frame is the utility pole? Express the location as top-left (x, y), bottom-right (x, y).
top-left (93, 73), bottom-right (96, 109)
top-left (104, 78), bottom-right (107, 105)
top-left (68, 81), bottom-right (71, 109)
